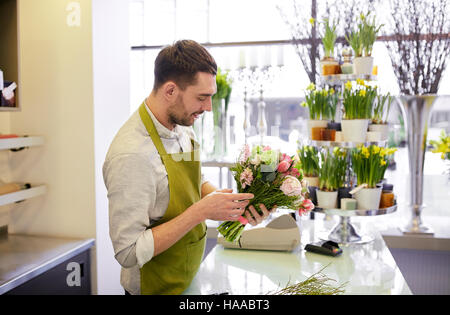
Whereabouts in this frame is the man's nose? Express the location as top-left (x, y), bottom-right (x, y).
top-left (203, 97), bottom-right (213, 112)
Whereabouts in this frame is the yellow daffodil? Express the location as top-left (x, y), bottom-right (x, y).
top-left (307, 83), bottom-right (316, 91)
top-left (309, 17), bottom-right (316, 26)
top-left (330, 88), bottom-right (335, 94)
top-left (380, 148), bottom-right (387, 157)
top-left (356, 78), bottom-right (366, 86)
top-left (300, 101), bottom-right (308, 107)
top-left (372, 146), bottom-right (381, 154)
top-left (361, 147), bottom-right (370, 158)
top-left (360, 13), bottom-right (365, 21)
top-left (359, 89), bottom-right (367, 97)
top-left (322, 89), bottom-right (329, 96)
top-left (386, 148), bottom-right (397, 155)
top-left (380, 160), bottom-right (387, 166)
top-left (345, 81), bottom-right (352, 90)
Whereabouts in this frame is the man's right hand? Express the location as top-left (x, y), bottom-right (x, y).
top-left (188, 189), bottom-right (254, 223)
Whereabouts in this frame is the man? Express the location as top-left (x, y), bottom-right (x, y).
top-left (103, 40), bottom-right (273, 295)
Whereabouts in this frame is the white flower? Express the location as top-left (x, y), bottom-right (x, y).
top-left (280, 175), bottom-right (303, 197)
top-left (250, 154), bottom-right (261, 166)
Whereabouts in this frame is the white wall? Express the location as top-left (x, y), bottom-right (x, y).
top-left (92, 0), bottom-right (130, 295)
top-left (2, 0), bottom-right (131, 295)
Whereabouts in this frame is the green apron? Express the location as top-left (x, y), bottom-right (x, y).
top-left (139, 103), bottom-right (207, 295)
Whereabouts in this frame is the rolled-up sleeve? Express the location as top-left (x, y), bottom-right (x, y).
top-left (103, 153), bottom-right (156, 268)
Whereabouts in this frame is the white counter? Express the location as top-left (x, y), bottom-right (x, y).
top-left (184, 218), bottom-right (412, 295)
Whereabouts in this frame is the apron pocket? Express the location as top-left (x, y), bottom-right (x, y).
top-left (186, 231), bottom-right (207, 274)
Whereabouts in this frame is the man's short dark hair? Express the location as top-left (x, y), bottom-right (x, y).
top-left (153, 40), bottom-right (217, 91)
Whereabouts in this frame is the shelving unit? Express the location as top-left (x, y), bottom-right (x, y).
top-left (308, 75), bottom-right (397, 244)
top-left (0, 184), bottom-right (47, 207)
top-left (0, 136), bottom-right (45, 151)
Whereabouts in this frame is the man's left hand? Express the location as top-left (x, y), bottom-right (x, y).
top-left (244, 204), bottom-right (277, 226)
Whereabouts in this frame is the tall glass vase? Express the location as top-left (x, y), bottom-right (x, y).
top-left (212, 98), bottom-right (227, 160)
top-left (397, 95), bottom-right (437, 235)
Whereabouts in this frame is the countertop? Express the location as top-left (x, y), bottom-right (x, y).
top-left (185, 217), bottom-right (412, 295)
top-left (0, 234), bottom-right (95, 294)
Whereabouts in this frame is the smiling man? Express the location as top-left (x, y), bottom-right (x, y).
top-left (103, 40), bottom-right (273, 295)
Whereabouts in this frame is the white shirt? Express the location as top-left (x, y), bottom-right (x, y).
top-left (103, 104), bottom-right (205, 295)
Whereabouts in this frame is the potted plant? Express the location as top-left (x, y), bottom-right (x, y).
top-left (369, 93), bottom-right (393, 141)
top-left (211, 68), bottom-right (233, 158)
top-left (301, 83), bottom-right (331, 140)
top-left (297, 145), bottom-right (321, 205)
top-left (317, 149), bottom-right (340, 209)
top-left (332, 148), bottom-right (352, 209)
top-left (347, 13), bottom-right (382, 75)
top-left (341, 79), bottom-right (377, 143)
top-left (351, 145), bottom-right (397, 209)
top-left (319, 18), bottom-right (339, 75)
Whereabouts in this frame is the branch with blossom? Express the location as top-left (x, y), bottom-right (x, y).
top-left (217, 145), bottom-right (314, 242)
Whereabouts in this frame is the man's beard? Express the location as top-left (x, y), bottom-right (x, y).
top-left (167, 96), bottom-right (203, 127)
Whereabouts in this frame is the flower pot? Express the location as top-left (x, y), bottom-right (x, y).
top-left (321, 129), bottom-right (336, 141)
top-left (366, 131), bottom-right (381, 142)
top-left (341, 119), bottom-right (369, 143)
top-left (304, 176), bottom-right (319, 187)
top-left (369, 124), bottom-right (389, 141)
top-left (320, 57), bottom-right (339, 75)
top-left (308, 186), bottom-right (318, 206)
top-left (311, 127), bottom-right (325, 140)
top-left (353, 187), bottom-right (382, 210)
top-left (317, 190), bottom-right (338, 209)
top-left (335, 131), bottom-right (343, 142)
top-left (307, 120), bottom-right (328, 139)
top-left (327, 121), bottom-right (342, 131)
top-left (354, 56), bottom-right (374, 76)
top-left (380, 192), bottom-right (395, 208)
top-left (338, 187), bottom-right (353, 209)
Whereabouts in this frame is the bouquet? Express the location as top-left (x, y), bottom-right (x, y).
top-left (217, 145), bottom-right (314, 242)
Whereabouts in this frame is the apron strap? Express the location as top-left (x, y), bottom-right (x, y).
top-left (139, 102), bottom-right (168, 156)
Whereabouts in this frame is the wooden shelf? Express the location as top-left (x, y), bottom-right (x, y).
top-left (0, 136), bottom-right (45, 151)
top-left (0, 184), bottom-right (47, 207)
top-left (0, 107), bottom-right (20, 112)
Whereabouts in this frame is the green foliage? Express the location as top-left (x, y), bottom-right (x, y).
top-left (301, 83), bottom-right (340, 121)
top-left (212, 68), bottom-right (233, 112)
top-left (342, 80), bottom-right (378, 120)
top-left (297, 146), bottom-right (320, 177)
top-left (319, 148), bottom-right (348, 191)
top-left (372, 93), bottom-right (393, 124)
top-left (321, 19), bottom-right (338, 58)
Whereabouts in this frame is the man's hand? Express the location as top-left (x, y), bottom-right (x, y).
top-left (244, 204), bottom-right (277, 226)
top-left (189, 189), bottom-right (254, 223)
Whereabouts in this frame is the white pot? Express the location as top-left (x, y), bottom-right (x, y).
top-left (354, 56), bottom-right (374, 75)
top-left (307, 119), bottom-right (329, 139)
top-left (335, 131), bottom-right (343, 142)
top-left (317, 190), bottom-right (338, 209)
top-left (369, 124), bottom-right (389, 141)
top-left (304, 176), bottom-right (319, 187)
top-left (366, 131), bottom-right (381, 142)
top-left (354, 187), bottom-right (382, 210)
top-left (341, 119), bottom-right (369, 143)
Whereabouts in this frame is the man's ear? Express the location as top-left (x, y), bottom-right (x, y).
top-left (162, 81), bottom-right (178, 101)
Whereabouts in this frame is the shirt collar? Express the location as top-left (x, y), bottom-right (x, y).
top-left (144, 102), bottom-right (181, 139)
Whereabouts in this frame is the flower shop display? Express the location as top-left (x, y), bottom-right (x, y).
top-left (341, 79), bottom-right (377, 142)
top-left (351, 145), bottom-right (397, 210)
top-left (297, 145), bottom-right (321, 205)
top-left (217, 145), bottom-right (314, 243)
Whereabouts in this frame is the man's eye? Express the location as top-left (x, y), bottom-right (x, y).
top-left (199, 97), bottom-right (207, 102)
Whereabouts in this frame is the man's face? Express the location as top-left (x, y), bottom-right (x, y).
top-left (167, 72), bottom-right (217, 127)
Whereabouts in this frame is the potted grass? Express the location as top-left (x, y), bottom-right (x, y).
top-left (317, 149), bottom-right (340, 209)
top-left (355, 13), bottom-right (382, 75)
top-left (298, 146), bottom-right (320, 205)
top-left (319, 18), bottom-right (339, 75)
top-left (341, 79), bottom-right (377, 143)
top-left (369, 93), bottom-right (393, 141)
top-left (301, 84), bottom-right (332, 140)
top-left (332, 148), bottom-right (352, 208)
top-left (351, 145), bottom-right (397, 209)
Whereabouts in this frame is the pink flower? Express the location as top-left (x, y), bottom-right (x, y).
top-left (263, 146), bottom-right (272, 152)
top-left (280, 176), bottom-right (303, 196)
top-left (289, 167), bottom-right (301, 178)
top-left (280, 153), bottom-right (292, 164)
top-left (240, 168), bottom-right (254, 189)
top-left (239, 144), bottom-right (251, 164)
top-left (277, 160), bottom-right (291, 173)
top-left (298, 199), bottom-right (314, 215)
